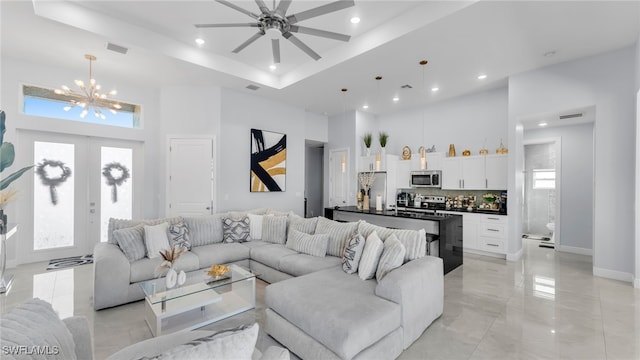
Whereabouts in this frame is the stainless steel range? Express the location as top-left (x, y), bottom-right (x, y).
top-left (397, 195), bottom-right (446, 214)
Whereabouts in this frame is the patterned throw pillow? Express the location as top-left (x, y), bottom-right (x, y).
top-left (286, 229), bottom-right (329, 257)
top-left (169, 221), bottom-right (191, 251)
top-left (342, 232), bottom-right (366, 274)
top-left (376, 234), bottom-right (406, 281)
top-left (114, 225), bottom-right (146, 262)
top-left (222, 217), bottom-right (251, 243)
top-left (262, 215), bottom-right (288, 244)
top-left (358, 231), bottom-right (384, 280)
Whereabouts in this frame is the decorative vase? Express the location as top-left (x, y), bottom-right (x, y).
top-left (165, 267), bottom-right (178, 289)
top-left (448, 144), bottom-right (456, 157)
top-left (177, 270), bottom-right (186, 286)
top-left (381, 147), bottom-right (386, 156)
top-left (363, 194), bottom-right (370, 211)
top-left (366, 147), bottom-right (371, 156)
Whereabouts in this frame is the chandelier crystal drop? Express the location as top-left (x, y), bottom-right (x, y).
top-left (55, 54), bottom-right (121, 120)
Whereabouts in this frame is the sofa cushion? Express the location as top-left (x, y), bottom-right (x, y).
top-left (314, 217), bottom-right (359, 257)
top-left (183, 215), bottom-right (225, 246)
top-left (287, 214), bottom-right (318, 235)
top-left (222, 217), bottom-right (251, 243)
top-left (130, 251), bottom-right (200, 283)
top-left (358, 222), bottom-right (426, 263)
top-left (266, 267), bottom-right (401, 360)
top-left (0, 298), bottom-right (78, 360)
top-left (240, 240), bottom-right (271, 250)
top-left (113, 224), bottom-right (146, 262)
top-left (144, 222), bottom-right (171, 259)
top-left (342, 232), bottom-right (365, 274)
top-left (376, 234), bottom-right (406, 281)
top-left (191, 243), bottom-right (251, 269)
top-left (108, 216), bottom-right (182, 244)
top-left (262, 216), bottom-right (288, 244)
top-left (158, 323), bottom-right (259, 360)
top-left (278, 254), bottom-right (342, 277)
top-left (358, 231), bottom-right (384, 280)
top-left (285, 229), bottom-right (328, 257)
top-left (250, 244), bottom-right (298, 270)
top-left (168, 221), bottom-right (191, 250)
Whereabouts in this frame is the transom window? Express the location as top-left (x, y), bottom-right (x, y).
top-left (22, 85), bottom-right (141, 128)
top-left (533, 169), bottom-right (555, 189)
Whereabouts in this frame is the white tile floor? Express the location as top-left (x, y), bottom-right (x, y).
top-left (2, 239), bottom-right (639, 359)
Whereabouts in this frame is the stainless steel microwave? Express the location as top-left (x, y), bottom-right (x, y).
top-left (410, 170), bottom-right (442, 188)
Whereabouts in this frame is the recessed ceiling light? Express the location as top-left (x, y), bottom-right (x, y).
top-left (195, 38), bottom-right (205, 46)
top-left (362, 104), bottom-right (369, 109)
top-left (477, 74), bottom-right (487, 80)
top-left (350, 17), bottom-right (360, 24)
top-left (269, 64), bottom-right (277, 71)
top-left (392, 96), bottom-right (399, 102)
top-left (538, 122), bottom-right (548, 127)
top-left (544, 51), bottom-right (556, 57)
top-left (431, 87), bottom-right (439, 92)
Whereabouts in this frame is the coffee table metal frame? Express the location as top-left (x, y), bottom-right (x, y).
top-left (139, 264), bottom-right (257, 336)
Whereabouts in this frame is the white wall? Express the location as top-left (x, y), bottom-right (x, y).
top-left (635, 35), bottom-right (640, 288)
top-left (219, 89), bottom-right (308, 215)
top-left (378, 87), bottom-right (508, 158)
top-left (509, 47), bottom-right (636, 281)
top-left (525, 123), bottom-right (594, 253)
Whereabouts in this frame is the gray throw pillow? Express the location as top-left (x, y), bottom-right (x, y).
top-left (114, 225), bottom-right (146, 262)
top-left (342, 232), bottom-right (366, 274)
top-left (358, 231), bottom-right (384, 280)
top-left (288, 213), bottom-right (318, 235)
top-left (169, 221), bottom-right (191, 250)
top-left (286, 229), bottom-right (329, 257)
top-left (314, 217), bottom-right (359, 257)
top-left (376, 234), bottom-right (406, 281)
top-left (222, 217), bottom-right (251, 243)
top-left (262, 215), bottom-right (288, 244)
top-left (183, 215), bottom-right (224, 246)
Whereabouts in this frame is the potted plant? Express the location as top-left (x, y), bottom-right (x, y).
top-left (363, 132), bottom-right (372, 156)
top-left (378, 131), bottom-right (389, 155)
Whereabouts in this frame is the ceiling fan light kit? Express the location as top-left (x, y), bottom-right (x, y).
top-left (195, 0), bottom-right (355, 63)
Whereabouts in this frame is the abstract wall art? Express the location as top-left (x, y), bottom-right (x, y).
top-left (250, 128), bottom-right (286, 192)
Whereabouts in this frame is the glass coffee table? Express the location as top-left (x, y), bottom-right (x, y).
top-left (139, 264), bottom-right (258, 336)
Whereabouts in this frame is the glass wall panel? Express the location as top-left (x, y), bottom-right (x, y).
top-left (100, 147), bottom-right (133, 242)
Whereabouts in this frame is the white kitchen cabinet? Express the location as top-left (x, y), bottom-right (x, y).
top-left (395, 160), bottom-right (411, 189)
top-left (439, 212), bottom-right (508, 255)
top-left (442, 154), bottom-right (507, 190)
top-left (485, 154), bottom-right (508, 189)
top-left (462, 213), bottom-right (480, 250)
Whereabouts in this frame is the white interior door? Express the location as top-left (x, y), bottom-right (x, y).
top-left (167, 137), bottom-right (215, 217)
top-left (329, 148), bottom-right (349, 207)
top-left (18, 131), bottom-right (142, 263)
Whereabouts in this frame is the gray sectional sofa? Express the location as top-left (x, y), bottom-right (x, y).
top-left (93, 208), bottom-right (444, 360)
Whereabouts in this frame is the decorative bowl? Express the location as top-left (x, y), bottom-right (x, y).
top-left (205, 264), bottom-right (229, 277)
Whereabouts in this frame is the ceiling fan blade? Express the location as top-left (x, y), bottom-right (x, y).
top-left (287, 0), bottom-right (354, 24)
top-left (283, 32), bottom-right (321, 60)
top-left (215, 0), bottom-right (259, 19)
top-left (232, 31), bottom-right (265, 53)
top-left (195, 23), bottom-right (259, 28)
top-left (254, 0), bottom-right (270, 14)
top-left (272, 39), bottom-right (281, 64)
top-left (289, 25), bottom-right (350, 42)
top-left (275, 0), bottom-right (293, 17)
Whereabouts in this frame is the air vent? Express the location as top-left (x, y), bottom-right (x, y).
top-left (559, 113), bottom-right (583, 120)
top-left (105, 42), bottom-right (129, 55)
top-left (401, 84), bottom-right (413, 89)
top-left (246, 84), bottom-right (260, 91)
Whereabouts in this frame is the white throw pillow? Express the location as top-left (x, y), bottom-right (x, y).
top-left (144, 222), bottom-right (170, 259)
top-left (160, 323), bottom-right (259, 360)
top-left (247, 213), bottom-right (265, 240)
top-left (358, 231), bottom-right (384, 280)
top-left (376, 234), bottom-right (406, 281)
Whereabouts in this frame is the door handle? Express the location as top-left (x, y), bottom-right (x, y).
top-left (206, 206), bottom-right (211, 210)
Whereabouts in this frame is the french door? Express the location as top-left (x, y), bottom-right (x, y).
top-left (18, 131), bottom-right (143, 263)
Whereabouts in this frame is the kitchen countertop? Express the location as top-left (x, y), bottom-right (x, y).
top-left (333, 206), bottom-right (461, 221)
top-left (439, 208), bottom-right (508, 216)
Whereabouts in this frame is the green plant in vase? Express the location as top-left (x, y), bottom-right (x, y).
top-left (378, 131), bottom-right (389, 155)
top-left (363, 132), bottom-right (372, 156)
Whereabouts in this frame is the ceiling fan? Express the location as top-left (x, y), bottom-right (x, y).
top-left (195, 0), bottom-right (355, 62)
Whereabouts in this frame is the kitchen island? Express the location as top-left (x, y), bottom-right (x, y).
top-left (325, 206), bottom-right (463, 274)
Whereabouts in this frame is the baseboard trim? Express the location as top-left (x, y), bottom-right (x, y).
top-left (593, 267), bottom-right (634, 283)
top-left (556, 245), bottom-right (592, 256)
top-left (463, 248), bottom-right (506, 259)
top-left (506, 247), bottom-right (523, 262)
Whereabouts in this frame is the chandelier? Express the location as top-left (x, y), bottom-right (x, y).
top-left (55, 54), bottom-right (121, 120)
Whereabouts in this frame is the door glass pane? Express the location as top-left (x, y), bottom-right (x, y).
top-left (33, 142), bottom-right (75, 250)
top-left (100, 147), bottom-right (133, 242)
